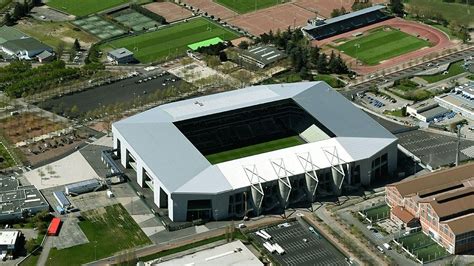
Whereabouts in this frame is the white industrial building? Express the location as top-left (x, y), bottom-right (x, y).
top-left (435, 82), bottom-right (474, 120)
top-left (0, 230), bottom-right (20, 260)
top-left (112, 82), bottom-right (398, 222)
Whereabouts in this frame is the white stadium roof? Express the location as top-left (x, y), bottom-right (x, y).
top-left (113, 82), bottom-right (396, 194)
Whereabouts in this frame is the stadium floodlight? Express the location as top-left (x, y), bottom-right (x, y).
top-left (296, 152), bottom-right (320, 198)
top-left (243, 165), bottom-right (266, 210)
top-left (321, 146), bottom-right (346, 189)
top-left (270, 158), bottom-right (292, 205)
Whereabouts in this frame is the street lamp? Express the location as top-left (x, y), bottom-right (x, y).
top-left (354, 43), bottom-right (360, 65)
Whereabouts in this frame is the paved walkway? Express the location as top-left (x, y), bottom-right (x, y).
top-left (37, 236), bottom-right (52, 266)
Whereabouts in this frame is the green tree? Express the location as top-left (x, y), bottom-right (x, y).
top-left (73, 39), bottom-right (81, 51)
top-left (316, 53), bottom-right (328, 74)
top-left (25, 238), bottom-right (38, 253)
top-left (390, 0), bottom-right (404, 16)
top-left (238, 40), bottom-right (249, 49)
top-left (12, 3), bottom-right (23, 20)
top-left (3, 13), bottom-right (14, 26)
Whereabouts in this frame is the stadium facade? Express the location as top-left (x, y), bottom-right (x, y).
top-left (302, 5), bottom-right (390, 41)
top-left (112, 82), bottom-right (398, 222)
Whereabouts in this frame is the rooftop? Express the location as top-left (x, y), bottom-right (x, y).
top-left (388, 162), bottom-right (474, 197)
top-left (0, 26), bottom-right (28, 44)
top-left (0, 176), bottom-right (48, 218)
top-left (304, 5), bottom-right (386, 31)
top-left (113, 82), bottom-right (396, 194)
top-left (1, 38), bottom-right (52, 53)
top-left (239, 45), bottom-right (286, 66)
top-left (444, 214), bottom-right (474, 235)
top-left (418, 106), bottom-right (449, 120)
top-left (0, 230), bottom-right (19, 245)
top-left (146, 240), bottom-right (262, 266)
top-left (108, 47), bottom-right (134, 59)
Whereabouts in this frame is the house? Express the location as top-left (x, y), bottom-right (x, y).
top-left (36, 50), bottom-right (54, 62)
top-left (107, 48), bottom-right (135, 64)
top-left (0, 230), bottom-right (21, 260)
top-left (1, 38), bottom-right (54, 60)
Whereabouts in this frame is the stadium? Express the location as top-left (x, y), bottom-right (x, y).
top-left (112, 82), bottom-right (398, 222)
top-left (302, 5), bottom-right (391, 41)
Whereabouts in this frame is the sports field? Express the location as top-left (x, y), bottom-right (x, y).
top-left (206, 136), bottom-right (305, 164)
top-left (397, 231), bottom-right (449, 263)
top-left (215, 0), bottom-right (282, 13)
top-left (364, 204), bottom-right (390, 221)
top-left (47, 0), bottom-right (130, 17)
top-left (336, 27), bottom-right (430, 65)
top-left (102, 18), bottom-right (240, 63)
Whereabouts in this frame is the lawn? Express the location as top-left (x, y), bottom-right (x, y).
top-left (15, 20), bottom-right (98, 49)
top-left (0, 142), bottom-right (15, 169)
top-left (47, 204), bottom-right (151, 266)
top-left (384, 108), bottom-right (406, 117)
top-left (47, 0), bottom-right (130, 17)
top-left (405, 0), bottom-right (473, 26)
top-left (419, 61), bottom-right (466, 83)
top-left (364, 204), bottom-right (390, 221)
top-left (336, 27), bottom-right (430, 65)
top-left (102, 18), bottom-right (240, 63)
top-left (206, 136), bottom-right (305, 164)
top-left (215, 0), bottom-right (282, 13)
top-left (314, 74), bottom-right (344, 88)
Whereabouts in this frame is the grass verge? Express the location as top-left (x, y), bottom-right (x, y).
top-left (47, 204), bottom-right (151, 266)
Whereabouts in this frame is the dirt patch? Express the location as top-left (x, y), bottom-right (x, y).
top-left (0, 113), bottom-right (67, 144)
top-left (180, 0), bottom-right (238, 19)
top-left (293, 0), bottom-right (388, 18)
top-left (226, 3), bottom-right (315, 36)
top-left (144, 2), bottom-right (193, 22)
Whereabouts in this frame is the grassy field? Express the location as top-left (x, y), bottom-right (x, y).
top-left (419, 61), bottom-right (466, 83)
top-left (47, 204), bottom-right (150, 266)
top-left (0, 142), bottom-right (15, 169)
top-left (215, 0), bottom-right (282, 13)
top-left (336, 27), bottom-right (430, 65)
top-left (406, 0), bottom-right (473, 26)
top-left (102, 18), bottom-right (240, 63)
top-left (15, 20), bottom-right (98, 49)
top-left (206, 136), bottom-right (305, 164)
top-left (47, 0), bottom-right (130, 16)
top-left (364, 204), bottom-right (390, 221)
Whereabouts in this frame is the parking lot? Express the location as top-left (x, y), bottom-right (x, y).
top-left (250, 220), bottom-right (347, 266)
top-left (39, 71), bottom-right (182, 116)
top-left (396, 130), bottom-right (474, 169)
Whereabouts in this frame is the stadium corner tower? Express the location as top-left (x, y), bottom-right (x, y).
top-left (112, 82), bottom-right (398, 222)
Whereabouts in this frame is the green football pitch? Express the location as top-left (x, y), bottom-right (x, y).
top-left (336, 27), bottom-right (431, 65)
top-left (206, 136), bottom-right (305, 164)
top-left (47, 0), bottom-right (130, 17)
top-left (102, 18), bottom-right (240, 63)
top-left (215, 0), bottom-right (282, 13)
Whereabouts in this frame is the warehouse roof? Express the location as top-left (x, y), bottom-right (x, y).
top-left (0, 26), bottom-right (28, 44)
top-left (113, 82), bottom-right (396, 194)
top-left (1, 38), bottom-right (52, 53)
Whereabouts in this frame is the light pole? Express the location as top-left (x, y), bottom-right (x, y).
top-left (354, 43), bottom-right (360, 65)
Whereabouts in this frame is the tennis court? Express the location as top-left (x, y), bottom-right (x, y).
top-left (73, 15), bottom-right (125, 39)
top-left (112, 9), bottom-right (159, 31)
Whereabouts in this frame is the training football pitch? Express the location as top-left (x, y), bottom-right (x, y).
top-left (206, 136), bottom-right (305, 164)
top-left (102, 18), bottom-right (240, 63)
top-left (336, 27), bottom-right (430, 65)
top-left (215, 0), bottom-right (282, 13)
top-left (47, 0), bottom-right (130, 16)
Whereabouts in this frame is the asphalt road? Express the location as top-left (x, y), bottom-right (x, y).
top-left (343, 47), bottom-right (474, 98)
top-left (39, 72), bottom-right (182, 115)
